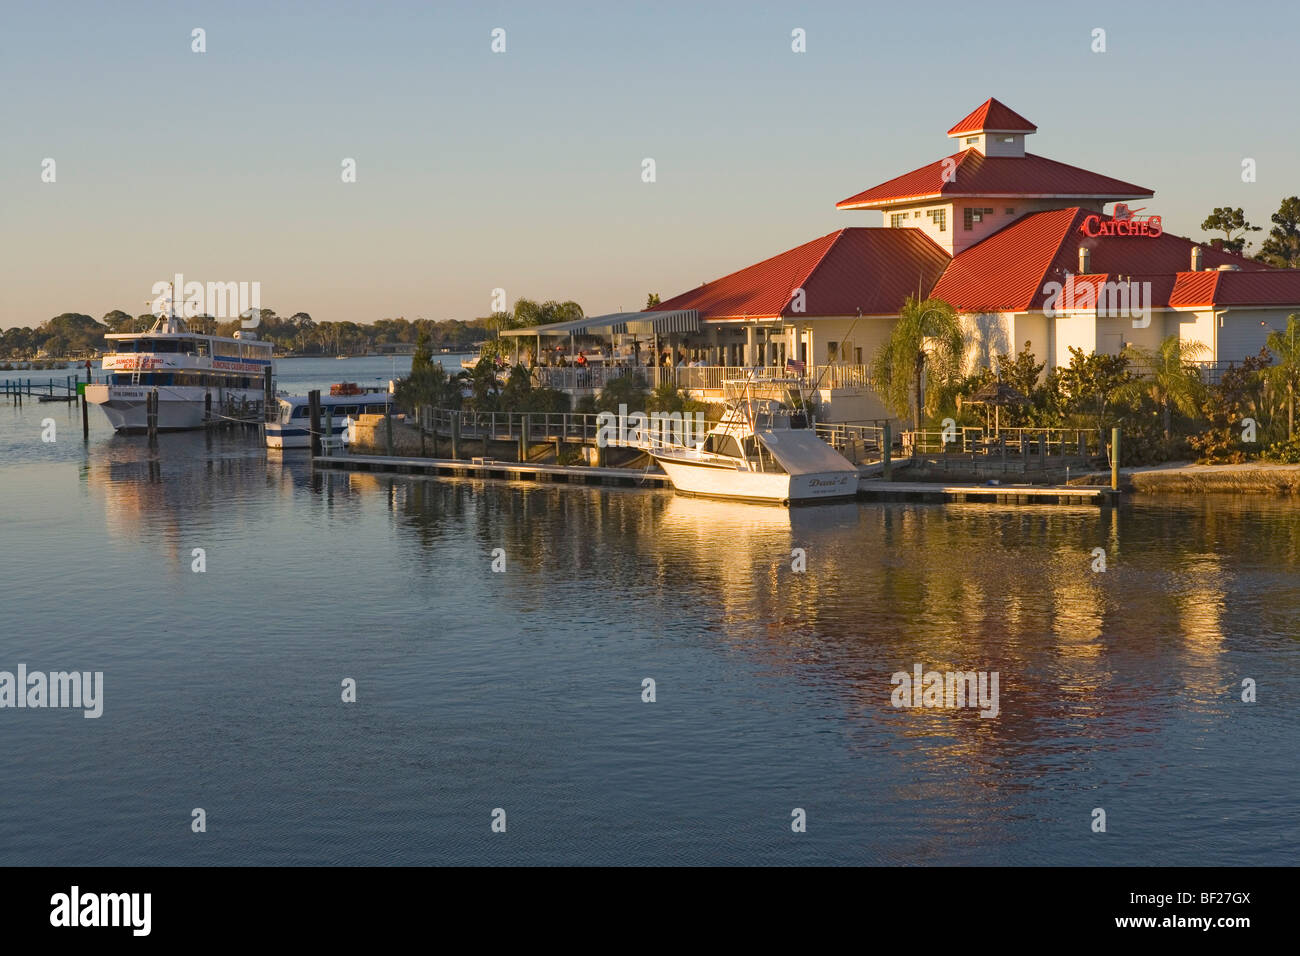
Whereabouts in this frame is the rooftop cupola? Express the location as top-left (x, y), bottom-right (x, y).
top-left (947, 97), bottom-right (1036, 158)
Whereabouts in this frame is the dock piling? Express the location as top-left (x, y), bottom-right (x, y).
top-left (147, 389), bottom-right (159, 442)
top-left (309, 390), bottom-right (322, 457)
top-left (1111, 427), bottom-right (1121, 491)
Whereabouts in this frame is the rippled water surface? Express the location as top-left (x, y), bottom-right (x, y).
top-left (1, 358), bottom-right (1296, 865)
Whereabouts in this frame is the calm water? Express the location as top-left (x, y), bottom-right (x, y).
top-left (0, 357), bottom-right (1296, 865)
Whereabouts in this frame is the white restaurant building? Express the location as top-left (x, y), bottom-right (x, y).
top-left (633, 99), bottom-right (1300, 422)
top-left (507, 99), bottom-right (1300, 422)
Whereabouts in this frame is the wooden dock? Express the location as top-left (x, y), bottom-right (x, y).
top-left (313, 454), bottom-right (671, 488)
top-left (860, 480), bottom-right (1119, 505)
top-left (312, 454), bottom-right (1117, 505)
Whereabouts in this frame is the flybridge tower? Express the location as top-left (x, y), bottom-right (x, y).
top-left (836, 98), bottom-right (1154, 255)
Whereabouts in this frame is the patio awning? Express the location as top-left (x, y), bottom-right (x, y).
top-left (497, 315), bottom-right (605, 337)
top-left (497, 309), bottom-right (699, 338)
top-left (608, 310), bottom-right (699, 335)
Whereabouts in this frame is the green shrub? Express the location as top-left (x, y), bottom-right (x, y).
top-left (1261, 437), bottom-right (1300, 463)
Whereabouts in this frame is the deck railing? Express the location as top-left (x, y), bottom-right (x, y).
top-left (529, 363), bottom-right (873, 393)
top-left (1125, 359), bottom-right (1241, 386)
top-left (904, 427), bottom-right (1100, 457)
top-left (410, 407), bottom-right (1106, 465)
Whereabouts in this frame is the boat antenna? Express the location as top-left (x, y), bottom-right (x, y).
top-left (808, 308), bottom-right (862, 397)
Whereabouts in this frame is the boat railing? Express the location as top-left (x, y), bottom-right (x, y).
top-left (814, 422), bottom-right (887, 460)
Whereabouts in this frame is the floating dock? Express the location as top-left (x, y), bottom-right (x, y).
top-left (313, 454), bottom-right (670, 488)
top-left (859, 480), bottom-right (1118, 505)
top-left (313, 454), bottom-right (1118, 504)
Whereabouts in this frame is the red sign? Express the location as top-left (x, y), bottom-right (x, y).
top-left (1080, 204), bottom-right (1162, 238)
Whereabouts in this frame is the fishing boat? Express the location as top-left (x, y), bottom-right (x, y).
top-left (264, 382), bottom-right (394, 449)
top-left (648, 379), bottom-right (858, 505)
top-left (85, 310), bottom-right (274, 432)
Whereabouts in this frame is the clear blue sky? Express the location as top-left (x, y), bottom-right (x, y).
top-left (2, 0), bottom-right (1297, 328)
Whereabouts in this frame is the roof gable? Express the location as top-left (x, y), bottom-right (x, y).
top-left (836, 152), bottom-right (1153, 210)
top-left (948, 98), bottom-right (1038, 136)
top-left (651, 228), bottom-right (951, 319)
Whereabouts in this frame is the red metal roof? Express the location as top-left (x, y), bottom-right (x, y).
top-left (947, 98), bottom-right (1038, 136)
top-left (1172, 269), bottom-right (1300, 308)
top-left (837, 151), bottom-right (1153, 209)
top-left (1168, 272), bottom-right (1220, 308)
top-left (931, 207), bottom-right (1274, 312)
top-left (650, 228), bottom-right (951, 319)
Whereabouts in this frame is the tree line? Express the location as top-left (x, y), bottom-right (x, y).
top-left (0, 296), bottom-right (599, 359)
top-left (1200, 196), bottom-right (1300, 263)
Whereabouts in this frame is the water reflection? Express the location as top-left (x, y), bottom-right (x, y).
top-left (70, 429), bottom-right (1299, 853)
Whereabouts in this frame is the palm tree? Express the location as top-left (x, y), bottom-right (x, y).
top-left (870, 296), bottom-right (964, 430)
top-left (1263, 313), bottom-right (1300, 440)
top-left (1117, 335), bottom-right (1208, 440)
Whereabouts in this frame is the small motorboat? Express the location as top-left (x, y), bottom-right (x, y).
top-left (649, 378), bottom-right (858, 505)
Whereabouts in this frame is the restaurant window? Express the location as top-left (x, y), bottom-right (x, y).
top-left (827, 341), bottom-right (838, 362)
top-left (1005, 207), bottom-right (1015, 215)
top-left (927, 208), bottom-right (946, 232)
top-left (890, 213), bottom-right (907, 228)
top-left (963, 207), bottom-right (994, 230)
top-left (965, 136), bottom-right (978, 145)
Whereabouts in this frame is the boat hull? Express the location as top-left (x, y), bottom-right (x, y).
top-left (265, 421), bottom-right (349, 449)
top-left (84, 385), bottom-right (264, 432)
top-left (652, 454), bottom-right (857, 505)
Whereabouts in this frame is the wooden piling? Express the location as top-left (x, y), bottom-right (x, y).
top-left (308, 389), bottom-right (322, 457)
top-left (81, 391), bottom-right (89, 441)
top-left (147, 389), bottom-right (159, 441)
top-left (1111, 427), bottom-right (1121, 491)
top-left (450, 413), bottom-right (460, 459)
top-left (882, 423), bottom-right (892, 480)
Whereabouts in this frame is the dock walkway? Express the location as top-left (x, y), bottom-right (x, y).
top-left (315, 454), bottom-right (1117, 504)
top-left (859, 480), bottom-right (1118, 505)
top-left (314, 454), bottom-right (670, 488)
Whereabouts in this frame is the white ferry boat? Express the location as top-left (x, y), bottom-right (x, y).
top-left (264, 383), bottom-right (394, 449)
top-left (85, 313), bottom-right (274, 432)
top-left (648, 379), bottom-right (858, 505)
